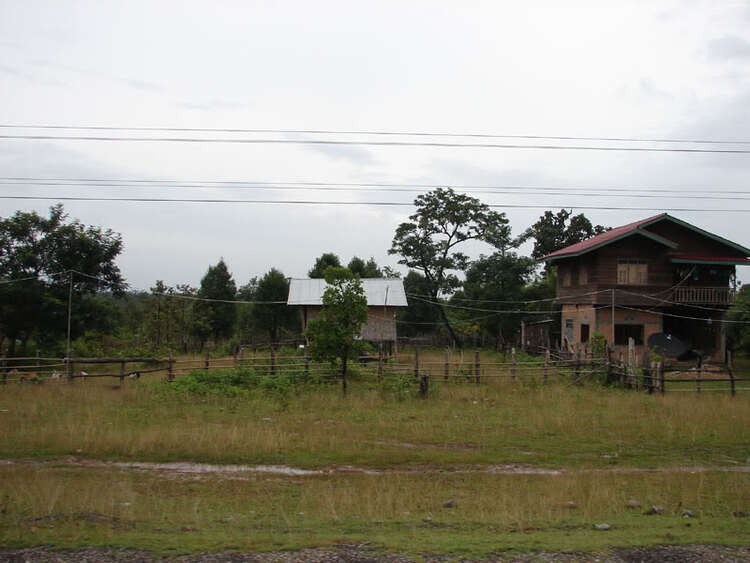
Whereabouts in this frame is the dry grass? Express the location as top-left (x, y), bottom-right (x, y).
top-left (0, 372), bottom-right (748, 469)
top-left (1, 464), bottom-right (748, 554)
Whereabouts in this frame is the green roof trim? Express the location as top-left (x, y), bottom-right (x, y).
top-left (641, 214), bottom-right (750, 256)
top-left (669, 258), bottom-right (750, 265)
top-left (544, 229), bottom-right (677, 261)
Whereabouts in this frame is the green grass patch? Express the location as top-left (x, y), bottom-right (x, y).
top-left (1, 465), bottom-right (748, 556)
top-left (0, 373), bottom-right (749, 469)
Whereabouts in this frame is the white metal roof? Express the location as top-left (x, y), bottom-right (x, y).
top-left (287, 278), bottom-right (408, 307)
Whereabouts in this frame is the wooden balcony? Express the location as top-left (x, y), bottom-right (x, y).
top-left (671, 286), bottom-right (734, 306)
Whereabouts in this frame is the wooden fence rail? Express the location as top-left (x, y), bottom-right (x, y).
top-left (1, 344), bottom-right (748, 397)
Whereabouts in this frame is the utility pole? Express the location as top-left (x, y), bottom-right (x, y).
top-left (611, 288), bottom-right (615, 347)
top-left (66, 270), bottom-right (73, 360)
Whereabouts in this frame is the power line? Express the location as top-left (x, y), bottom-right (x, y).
top-left (617, 305), bottom-right (750, 324)
top-left (1, 194), bottom-right (748, 213)
top-left (2, 134), bottom-right (750, 153)
top-left (2, 123), bottom-right (749, 146)
top-left (5, 179), bottom-right (750, 201)
top-left (5, 177), bottom-right (750, 195)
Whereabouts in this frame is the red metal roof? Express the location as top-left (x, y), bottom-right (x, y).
top-left (542, 213), bottom-right (668, 260)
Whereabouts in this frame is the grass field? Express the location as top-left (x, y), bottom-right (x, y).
top-left (1, 351), bottom-right (749, 558)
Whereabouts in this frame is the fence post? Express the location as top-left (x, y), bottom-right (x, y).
top-left (377, 343), bottom-right (383, 381)
top-left (66, 357), bottom-right (74, 381)
top-left (511, 347), bottom-right (517, 381)
top-left (1, 354), bottom-right (6, 384)
top-left (119, 360), bottom-right (125, 384)
top-left (233, 346), bottom-right (238, 369)
top-left (728, 350), bottom-right (735, 397)
top-left (605, 346), bottom-right (612, 384)
top-left (444, 348), bottom-right (450, 382)
top-left (627, 337), bottom-right (635, 388)
top-left (658, 361), bottom-right (664, 394)
top-left (574, 347), bottom-right (581, 383)
top-left (474, 349), bottom-right (480, 385)
top-left (270, 346), bottom-right (276, 376)
top-left (239, 345), bottom-right (245, 368)
top-left (35, 350), bottom-right (40, 378)
top-left (544, 349), bottom-right (550, 384)
top-left (304, 348), bottom-right (310, 379)
top-left (204, 344), bottom-right (210, 371)
top-left (520, 321), bottom-right (526, 353)
top-left (168, 353), bottom-right (175, 382)
top-left (644, 361), bottom-right (652, 394)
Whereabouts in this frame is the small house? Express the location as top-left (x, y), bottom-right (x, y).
top-left (287, 278), bottom-right (408, 348)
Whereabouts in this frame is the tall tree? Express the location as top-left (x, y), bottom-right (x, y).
top-left (523, 209), bottom-right (607, 263)
top-left (389, 188), bottom-right (512, 345)
top-left (347, 256), bottom-right (383, 278)
top-left (308, 253), bottom-right (341, 278)
top-left (195, 259), bottom-right (237, 344)
top-left (458, 252), bottom-right (537, 347)
top-left (250, 268), bottom-right (299, 348)
top-left (397, 271), bottom-right (441, 337)
top-left (305, 267), bottom-right (368, 395)
top-left (0, 204), bottom-right (124, 354)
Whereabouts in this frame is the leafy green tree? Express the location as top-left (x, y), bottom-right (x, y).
top-left (0, 204), bottom-right (124, 354)
top-left (458, 252), bottom-right (537, 347)
top-left (347, 256), bottom-right (383, 278)
top-left (523, 209), bottom-right (607, 264)
top-left (305, 267), bottom-right (368, 394)
top-left (727, 285), bottom-right (750, 354)
top-left (308, 253), bottom-right (341, 278)
top-left (389, 188), bottom-right (512, 345)
top-left (250, 268), bottom-right (299, 348)
top-left (397, 271), bottom-right (441, 337)
top-left (195, 259), bottom-right (237, 345)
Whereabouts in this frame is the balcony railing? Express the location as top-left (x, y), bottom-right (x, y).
top-left (671, 286), bottom-right (734, 305)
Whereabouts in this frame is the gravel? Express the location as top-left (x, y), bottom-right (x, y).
top-left (2, 545), bottom-right (750, 562)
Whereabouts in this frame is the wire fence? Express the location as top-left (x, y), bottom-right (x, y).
top-left (0, 343), bottom-right (747, 397)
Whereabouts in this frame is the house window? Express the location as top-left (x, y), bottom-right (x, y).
top-left (580, 323), bottom-right (590, 343)
top-left (561, 268), bottom-right (571, 287)
top-left (617, 259), bottom-right (648, 285)
top-left (578, 266), bottom-right (588, 285)
top-left (615, 324), bottom-right (644, 346)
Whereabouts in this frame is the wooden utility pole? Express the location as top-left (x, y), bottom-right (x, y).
top-left (611, 288), bottom-right (616, 349)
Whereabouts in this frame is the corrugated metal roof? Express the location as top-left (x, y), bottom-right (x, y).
top-left (541, 213), bottom-right (669, 261)
top-left (287, 278), bottom-right (408, 307)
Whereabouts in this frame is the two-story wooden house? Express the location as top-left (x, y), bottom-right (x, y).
top-left (541, 214), bottom-right (750, 361)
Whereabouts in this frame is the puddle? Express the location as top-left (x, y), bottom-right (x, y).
top-left (2, 458), bottom-right (748, 478)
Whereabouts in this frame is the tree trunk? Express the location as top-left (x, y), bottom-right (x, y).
top-left (436, 303), bottom-right (461, 349)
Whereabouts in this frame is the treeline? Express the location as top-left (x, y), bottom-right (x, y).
top-left (1, 193), bottom-right (611, 357)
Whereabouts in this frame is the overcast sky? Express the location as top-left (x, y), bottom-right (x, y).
top-left (2, 1), bottom-right (750, 290)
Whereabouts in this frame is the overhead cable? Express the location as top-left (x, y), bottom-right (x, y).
top-left (1, 195), bottom-right (748, 213)
top-left (2, 123), bottom-right (748, 146)
top-left (2, 134), bottom-right (750, 153)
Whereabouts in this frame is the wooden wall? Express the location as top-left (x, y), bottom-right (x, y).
top-left (300, 305), bottom-right (399, 342)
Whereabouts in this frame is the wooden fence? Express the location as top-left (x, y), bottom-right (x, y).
top-left (1, 341), bottom-right (747, 397)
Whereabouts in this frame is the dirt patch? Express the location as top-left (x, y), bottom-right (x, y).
top-left (2, 458), bottom-right (749, 478)
top-left (2, 545), bottom-right (750, 562)
top-left (371, 440), bottom-right (479, 451)
top-left (20, 511), bottom-right (135, 530)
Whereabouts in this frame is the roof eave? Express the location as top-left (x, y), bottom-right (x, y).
top-left (641, 214), bottom-right (750, 256)
top-left (540, 229), bottom-right (678, 262)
